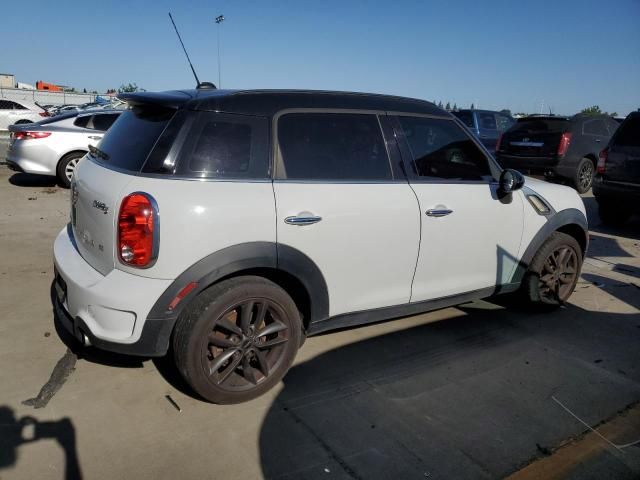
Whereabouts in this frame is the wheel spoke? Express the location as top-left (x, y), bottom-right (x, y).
top-left (216, 354), bottom-right (243, 384)
top-left (242, 355), bottom-right (257, 385)
top-left (255, 349), bottom-right (270, 377)
top-left (217, 317), bottom-right (242, 336)
top-left (209, 348), bottom-right (240, 375)
top-left (255, 301), bottom-right (268, 327)
top-left (208, 333), bottom-right (237, 349)
top-left (256, 320), bottom-right (287, 338)
top-left (240, 301), bottom-right (254, 334)
top-left (256, 337), bottom-right (288, 349)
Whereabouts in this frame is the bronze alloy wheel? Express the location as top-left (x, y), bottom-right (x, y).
top-left (202, 299), bottom-right (289, 391)
top-left (538, 245), bottom-right (579, 302)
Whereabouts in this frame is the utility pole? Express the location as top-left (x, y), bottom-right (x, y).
top-left (215, 14), bottom-right (225, 88)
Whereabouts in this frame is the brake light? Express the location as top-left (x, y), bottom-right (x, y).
top-left (597, 148), bottom-right (608, 174)
top-left (557, 132), bottom-right (572, 157)
top-left (496, 133), bottom-right (503, 152)
top-left (39, 112), bottom-right (49, 117)
top-left (13, 131), bottom-right (51, 140)
top-left (118, 193), bottom-right (158, 267)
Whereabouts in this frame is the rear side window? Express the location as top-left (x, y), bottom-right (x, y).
top-left (613, 115), bottom-right (640, 147)
top-left (398, 116), bottom-right (493, 181)
top-left (582, 119), bottom-right (608, 136)
top-left (92, 113), bottom-right (120, 131)
top-left (454, 111), bottom-right (474, 129)
top-left (477, 112), bottom-right (497, 130)
top-left (174, 112), bottom-right (269, 179)
top-left (277, 113), bottom-right (391, 181)
top-left (0, 100), bottom-right (23, 110)
top-left (92, 106), bottom-right (174, 171)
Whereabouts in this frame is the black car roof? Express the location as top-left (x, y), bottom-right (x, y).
top-left (118, 89), bottom-right (447, 117)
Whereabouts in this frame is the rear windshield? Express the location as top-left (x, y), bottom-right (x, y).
top-left (613, 115), bottom-right (640, 147)
top-left (514, 118), bottom-right (569, 132)
top-left (92, 106), bottom-right (174, 171)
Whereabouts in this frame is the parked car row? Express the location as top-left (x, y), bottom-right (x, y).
top-left (0, 99), bottom-right (49, 130)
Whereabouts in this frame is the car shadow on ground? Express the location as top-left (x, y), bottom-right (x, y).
top-left (0, 405), bottom-right (82, 480)
top-left (582, 195), bottom-right (640, 241)
top-left (9, 172), bottom-right (59, 188)
top-left (258, 290), bottom-right (640, 479)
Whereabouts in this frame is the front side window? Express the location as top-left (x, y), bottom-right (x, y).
top-left (398, 116), bottom-right (493, 181)
top-left (277, 112), bottom-right (391, 181)
top-left (174, 112), bottom-right (269, 179)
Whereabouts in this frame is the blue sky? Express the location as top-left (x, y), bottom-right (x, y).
top-left (3, 0), bottom-right (639, 115)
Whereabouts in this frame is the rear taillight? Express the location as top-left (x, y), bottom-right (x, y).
top-left (118, 193), bottom-right (159, 268)
top-left (496, 133), bottom-right (503, 152)
top-left (557, 132), bottom-right (572, 157)
top-left (597, 148), bottom-right (608, 174)
top-left (13, 131), bottom-right (51, 140)
top-left (39, 112), bottom-right (49, 117)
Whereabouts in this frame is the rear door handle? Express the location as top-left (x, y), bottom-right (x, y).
top-left (88, 135), bottom-right (102, 140)
top-left (426, 209), bottom-right (453, 217)
top-left (284, 215), bottom-right (322, 226)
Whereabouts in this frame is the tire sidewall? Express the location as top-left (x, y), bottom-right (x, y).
top-left (56, 152), bottom-right (85, 188)
top-left (574, 158), bottom-right (594, 194)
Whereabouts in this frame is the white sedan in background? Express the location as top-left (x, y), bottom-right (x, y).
top-left (0, 98), bottom-right (49, 130)
top-left (6, 110), bottom-right (122, 187)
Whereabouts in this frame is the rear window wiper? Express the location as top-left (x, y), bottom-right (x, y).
top-left (88, 144), bottom-right (110, 161)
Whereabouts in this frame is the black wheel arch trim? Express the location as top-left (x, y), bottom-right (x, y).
top-left (146, 241), bottom-right (329, 335)
top-left (511, 207), bottom-right (588, 284)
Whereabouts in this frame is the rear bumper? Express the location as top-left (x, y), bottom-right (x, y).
top-left (53, 225), bottom-right (174, 356)
top-left (6, 141), bottom-right (58, 176)
top-left (593, 178), bottom-right (640, 208)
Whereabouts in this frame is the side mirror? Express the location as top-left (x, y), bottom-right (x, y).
top-left (498, 169), bottom-right (525, 195)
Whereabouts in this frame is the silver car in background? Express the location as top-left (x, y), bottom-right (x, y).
top-left (6, 110), bottom-right (121, 187)
top-left (0, 98), bottom-right (49, 130)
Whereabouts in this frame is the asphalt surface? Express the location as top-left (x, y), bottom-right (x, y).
top-left (1, 134), bottom-right (639, 479)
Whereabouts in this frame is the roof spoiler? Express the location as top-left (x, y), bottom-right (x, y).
top-left (117, 91), bottom-right (193, 109)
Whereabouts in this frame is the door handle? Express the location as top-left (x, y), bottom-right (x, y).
top-left (88, 135), bottom-right (102, 140)
top-left (595, 138), bottom-right (601, 143)
top-left (426, 209), bottom-right (453, 217)
top-left (284, 215), bottom-right (322, 226)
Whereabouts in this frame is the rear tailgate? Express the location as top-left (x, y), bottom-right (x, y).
top-left (604, 114), bottom-right (640, 184)
top-left (501, 117), bottom-right (569, 157)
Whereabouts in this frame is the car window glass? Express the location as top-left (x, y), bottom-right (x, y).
top-left (613, 116), bottom-right (640, 147)
top-left (582, 119), bottom-right (607, 136)
top-left (453, 111), bottom-right (474, 128)
top-left (175, 112), bottom-right (269, 179)
top-left (74, 115), bottom-right (90, 128)
top-left (0, 100), bottom-right (13, 110)
top-left (277, 113), bottom-right (392, 181)
top-left (399, 116), bottom-right (493, 181)
top-left (606, 119), bottom-right (619, 136)
top-left (92, 113), bottom-right (120, 131)
top-left (478, 112), bottom-right (497, 130)
top-left (495, 114), bottom-right (514, 132)
top-left (11, 102), bottom-right (27, 110)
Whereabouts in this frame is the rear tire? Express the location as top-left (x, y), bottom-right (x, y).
top-left (14, 119), bottom-right (33, 125)
top-left (598, 200), bottom-right (632, 226)
top-left (522, 232), bottom-right (582, 308)
top-left (172, 276), bottom-right (302, 404)
top-left (56, 152), bottom-right (85, 188)
top-left (573, 157), bottom-right (595, 193)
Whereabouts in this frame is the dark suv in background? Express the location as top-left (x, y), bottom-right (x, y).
top-left (453, 109), bottom-right (514, 152)
top-left (594, 111), bottom-right (640, 225)
top-left (496, 114), bottom-right (619, 193)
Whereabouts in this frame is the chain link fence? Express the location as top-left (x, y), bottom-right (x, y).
top-left (0, 87), bottom-right (113, 106)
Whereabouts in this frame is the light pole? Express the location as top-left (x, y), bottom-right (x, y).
top-left (215, 14), bottom-right (225, 88)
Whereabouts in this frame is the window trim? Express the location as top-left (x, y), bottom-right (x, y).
top-left (390, 114), bottom-right (502, 184)
top-left (272, 108), bottom-right (401, 184)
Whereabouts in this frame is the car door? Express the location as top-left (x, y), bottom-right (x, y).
top-left (273, 110), bottom-right (420, 317)
top-left (582, 118), bottom-right (609, 154)
top-left (391, 114), bottom-right (524, 301)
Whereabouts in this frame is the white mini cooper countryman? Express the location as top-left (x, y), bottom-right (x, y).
top-left (53, 89), bottom-right (588, 404)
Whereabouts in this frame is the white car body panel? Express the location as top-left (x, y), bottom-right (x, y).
top-left (409, 183), bottom-right (524, 301)
top-left (274, 182), bottom-right (420, 316)
top-left (0, 99), bottom-right (44, 130)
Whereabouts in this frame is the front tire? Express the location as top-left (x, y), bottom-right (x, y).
top-left (172, 276), bottom-right (302, 404)
top-left (56, 151), bottom-right (85, 188)
top-left (522, 232), bottom-right (582, 308)
top-left (573, 157), bottom-right (595, 193)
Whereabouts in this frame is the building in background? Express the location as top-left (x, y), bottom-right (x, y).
top-left (0, 73), bottom-right (16, 88)
top-left (36, 80), bottom-right (63, 92)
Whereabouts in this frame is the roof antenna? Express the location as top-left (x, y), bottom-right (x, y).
top-left (168, 12), bottom-right (216, 89)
